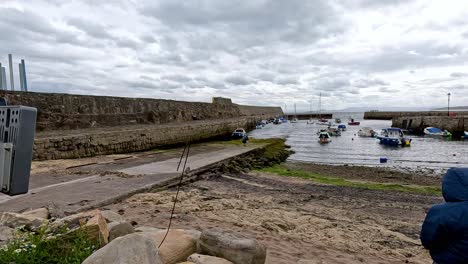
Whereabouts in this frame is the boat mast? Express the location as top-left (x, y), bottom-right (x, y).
top-left (294, 103), bottom-right (297, 119)
top-left (319, 92), bottom-right (322, 119)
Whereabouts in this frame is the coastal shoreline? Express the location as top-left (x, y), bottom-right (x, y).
top-left (107, 160), bottom-right (442, 264)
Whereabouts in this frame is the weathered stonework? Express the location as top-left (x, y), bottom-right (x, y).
top-left (33, 118), bottom-right (259, 160)
top-left (0, 91), bottom-right (283, 131)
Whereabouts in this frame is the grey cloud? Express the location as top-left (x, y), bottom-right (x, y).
top-left (353, 78), bottom-right (389, 88)
top-left (450, 72), bottom-right (468, 78)
top-left (274, 76), bottom-right (299, 85)
top-left (225, 75), bottom-right (253, 86)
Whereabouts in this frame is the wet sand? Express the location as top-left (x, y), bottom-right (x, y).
top-left (107, 162), bottom-right (442, 264)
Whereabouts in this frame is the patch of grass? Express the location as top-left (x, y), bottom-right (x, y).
top-left (258, 165), bottom-right (441, 195)
top-left (0, 224), bottom-right (100, 264)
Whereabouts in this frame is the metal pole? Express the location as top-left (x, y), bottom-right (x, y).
top-left (19, 63), bottom-right (24, 91)
top-left (8, 54), bottom-right (14, 91)
top-left (447, 92), bottom-right (451, 116)
top-left (21, 60), bottom-right (27, 92)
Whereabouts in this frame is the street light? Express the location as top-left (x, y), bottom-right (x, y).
top-left (447, 92), bottom-right (451, 117)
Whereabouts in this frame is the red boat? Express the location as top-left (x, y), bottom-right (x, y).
top-left (348, 119), bottom-right (360, 126)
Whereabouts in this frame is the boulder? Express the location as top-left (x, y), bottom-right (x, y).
top-left (142, 229), bottom-right (197, 264)
top-left (188, 253), bottom-right (234, 264)
top-left (199, 230), bottom-right (266, 264)
top-left (135, 226), bottom-right (163, 233)
top-left (0, 212), bottom-right (47, 230)
top-left (0, 226), bottom-right (14, 245)
top-left (82, 233), bottom-right (162, 264)
top-left (58, 209), bottom-right (101, 228)
top-left (101, 210), bottom-right (125, 223)
top-left (22, 208), bottom-right (49, 219)
top-left (108, 222), bottom-right (135, 242)
top-left (82, 212), bottom-right (109, 245)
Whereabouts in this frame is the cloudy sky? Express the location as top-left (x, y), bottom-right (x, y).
top-left (1, 0), bottom-right (467, 111)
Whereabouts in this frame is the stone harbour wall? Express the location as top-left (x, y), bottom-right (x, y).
top-left (0, 91), bottom-right (283, 131)
top-left (392, 115), bottom-right (467, 135)
top-left (364, 111), bottom-right (468, 120)
top-left (33, 118), bottom-right (259, 160)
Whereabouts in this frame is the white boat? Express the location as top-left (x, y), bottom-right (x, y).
top-left (358, 127), bottom-right (376, 137)
top-left (307, 119), bottom-right (314, 125)
top-left (318, 131), bottom-right (332, 143)
top-left (376, 128), bottom-right (411, 146)
top-left (291, 118), bottom-right (298, 123)
top-left (464, 131), bottom-right (468, 139)
top-left (424, 127), bottom-right (452, 137)
top-left (291, 103), bottom-right (299, 123)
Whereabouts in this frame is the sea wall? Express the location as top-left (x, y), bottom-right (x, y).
top-left (33, 118), bottom-right (258, 160)
top-left (364, 111), bottom-right (468, 120)
top-left (392, 116), bottom-right (467, 135)
top-left (0, 91), bottom-right (283, 131)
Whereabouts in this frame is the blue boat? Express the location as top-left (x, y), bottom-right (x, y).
top-left (376, 128), bottom-right (411, 146)
top-left (337, 124), bottom-right (347, 131)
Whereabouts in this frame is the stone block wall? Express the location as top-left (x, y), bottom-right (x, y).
top-left (392, 115), bottom-right (467, 135)
top-left (364, 111), bottom-right (468, 120)
top-left (0, 91), bottom-right (283, 131)
top-left (33, 118), bottom-right (259, 160)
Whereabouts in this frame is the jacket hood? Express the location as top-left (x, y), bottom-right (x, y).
top-left (443, 168), bottom-right (468, 202)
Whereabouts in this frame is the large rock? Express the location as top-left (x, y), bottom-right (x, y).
top-left (101, 210), bottom-right (125, 223)
top-left (83, 212), bottom-right (109, 245)
top-left (135, 226), bottom-right (163, 233)
top-left (0, 226), bottom-right (14, 245)
top-left (142, 229), bottom-right (198, 264)
top-left (82, 233), bottom-right (162, 264)
top-left (188, 253), bottom-right (233, 264)
top-left (22, 208), bottom-right (49, 219)
top-left (58, 209), bottom-right (101, 228)
top-left (199, 230), bottom-right (266, 264)
top-left (108, 222), bottom-right (135, 242)
top-left (0, 212), bottom-right (47, 230)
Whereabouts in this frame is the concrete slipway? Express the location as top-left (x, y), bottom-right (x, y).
top-left (0, 142), bottom-right (264, 215)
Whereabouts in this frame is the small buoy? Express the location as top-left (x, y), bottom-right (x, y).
top-left (352, 138), bottom-right (354, 141)
top-left (453, 154), bottom-right (457, 156)
top-left (380, 157), bottom-right (388, 163)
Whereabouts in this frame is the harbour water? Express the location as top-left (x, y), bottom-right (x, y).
top-left (250, 115), bottom-right (468, 175)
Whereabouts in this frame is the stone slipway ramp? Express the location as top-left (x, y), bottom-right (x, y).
top-left (0, 144), bottom-right (262, 214)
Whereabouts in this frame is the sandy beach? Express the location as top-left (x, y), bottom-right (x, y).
top-left (106, 162), bottom-right (443, 264)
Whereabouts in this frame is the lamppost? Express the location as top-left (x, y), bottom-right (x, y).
top-left (447, 92), bottom-right (451, 117)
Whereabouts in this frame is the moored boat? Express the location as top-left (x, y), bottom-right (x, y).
top-left (307, 119), bottom-right (314, 125)
top-left (318, 131), bottom-right (332, 143)
top-left (335, 118), bottom-right (341, 123)
top-left (376, 128), bottom-right (411, 146)
top-left (231, 128), bottom-right (247, 139)
top-left (338, 124), bottom-right (347, 131)
top-left (464, 131), bottom-right (468, 139)
top-left (358, 127), bottom-right (376, 137)
top-left (328, 126), bottom-right (341, 136)
top-left (348, 118), bottom-right (360, 126)
top-left (424, 127), bottom-right (452, 137)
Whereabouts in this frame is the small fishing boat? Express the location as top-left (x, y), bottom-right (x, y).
top-left (464, 131), bottom-right (468, 139)
top-left (318, 131), bottom-right (332, 143)
top-left (231, 128), bottom-right (247, 139)
top-left (358, 127), bottom-right (377, 137)
top-left (376, 128), bottom-right (411, 146)
top-left (255, 124), bottom-right (263, 129)
top-left (338, 124), bottom-right (347, 131)
top-left (348, 118), bottom-right (360, 126)
top-left (291, 118), bottom-right (298, 123)
top-left (307, 119), bottom-right (314, 125)
top-left (424, 127), bottom-right (452, 137)
top-left (335, 118), bottom-right (341, 124)
top-left (273, 118), bottom-right (282, 125)
top-left (328, 126), bottom-right (341, 136)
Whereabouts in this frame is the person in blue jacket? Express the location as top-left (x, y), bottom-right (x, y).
top-left (421, 168), bottom-right (468, 264)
